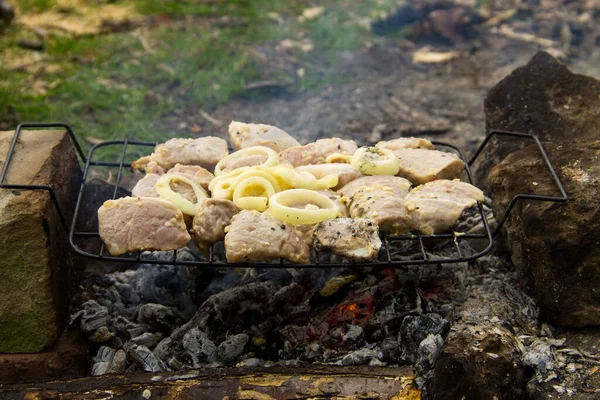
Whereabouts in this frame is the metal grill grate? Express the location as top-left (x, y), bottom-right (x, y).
top-left (0, 123), bottom-right (568, 268)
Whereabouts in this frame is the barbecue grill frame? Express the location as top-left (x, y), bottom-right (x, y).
top-left (0, 123), bottom-right (568, 268)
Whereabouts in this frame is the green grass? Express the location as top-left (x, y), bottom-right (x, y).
top-left (0, 0), bottom-right (400, 156)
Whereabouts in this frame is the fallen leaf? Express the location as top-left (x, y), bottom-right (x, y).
top-left (412, 48), bottom-right (459, 64)
top-left (298, 7), bottom-right (324, 22)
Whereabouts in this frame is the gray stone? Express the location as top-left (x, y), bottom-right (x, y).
top-left (0, 129), bottom-right (82, 352)
top-left (89, 326), bottom-right (115, 343)
top-left (107, 349), bottom-right (127, 374)
top-left (430, 325), bottom-right (527, 400)
top-left (488, 140), bottom-right (600, 327)
top-left (217, 333), bottom-right (249, 363)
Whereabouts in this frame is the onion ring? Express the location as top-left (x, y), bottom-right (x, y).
top-left (214, 146), bottom-right (279, 176)
top-left (350, 146), bottom-right (400, 175)
top-left (233, 176), bottom-right (276, 212)
top-left (269, 189), bottom-right (339, 225)
top-left (156, 173), bottom-right (207, 215)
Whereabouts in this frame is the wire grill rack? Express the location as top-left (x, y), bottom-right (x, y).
top-left (0, 123), bottom-right (568, 268)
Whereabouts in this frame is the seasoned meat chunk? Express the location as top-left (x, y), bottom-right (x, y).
top-left (131, 137), bottom-right (228, 173)
top-left (131, 173), bottom-right (161, 198)
top-left (296, 163), bottom-right (362, 191)
top-left (167, 164), bottom-right (214, 190)
top-left (98, 197), bottom-right (190, 256)
top-left (192, 198), bottom-right (241, 244)
top-left (218, 154), bottom-right (267, 173)
top-left (318, 190), bottom-right (349, 218)
top-left (225, 210), bottom-right (310, 264)
top-left (279, 138), bottom-right (358, 167)
top-left (229, 121), bottom-right (300, 152)
top-left (338, 176), bottom-right (412, 234)
top-left (313, 218), bottom-right (381, 262)
top-left (392, 148), bottom-right (464, 185)
top-left (405, 179), bottom-right (485, 234)
top-left (131, 168), bottom-right (209, 204)
top-left (337, 175), bottom-right (411, 198)
top-left (376, 137), bottom-right (435, 150)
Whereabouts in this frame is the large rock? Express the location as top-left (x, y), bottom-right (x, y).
top-left (488, 140), bottom-right (600, 327)
top-left (477, 51), bottom-right (600, 185)
top-left (485, 51), bottom-right (600, 141)
top-left (430, 324), bottom-right (527, 400)
top-left (483, 51), bottom-right (600, 327)
top-left (0, 129), bottom-right (82, 352)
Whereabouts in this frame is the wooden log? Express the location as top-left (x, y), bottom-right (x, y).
top-left (0, 365), bottom-right (420, 400)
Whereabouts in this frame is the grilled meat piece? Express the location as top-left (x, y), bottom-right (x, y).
top-left (338, 176), bottom-right (412, 234)
top-left (279, 138), bottom-right (358, 167)
top-left (131, 166), bottom-right (210, 204)
top-left (167, 164), bottom-right (214, 190)
top-left (192, 198), bottom-right (241, 244)
top-left (219, 154), bottom-right (268, 173)
top-left (296, 163), bottom-right (362, 191)
top-left (337, 175), bottom-right (411, 198)
top-left (313, 218), bottom-right (381, 262)
top-left (98, 197), bottom-right (191, 256)
top-left (131, 137), bottom-right (228, 173)
top-left (318, 190), bottom-right (349, 218)
top-left (131, 173), bottom-right (161, 198)
top-left (392, 148), bottom-right (464, 185)
top-left (229, 121), bottom-right (300, 152)
top-left (405, 179), bottom-right (485, 234)
top-left (376, 137), bottom-right (435, 150)
top-left (225, 210), bottom-right (310, 264)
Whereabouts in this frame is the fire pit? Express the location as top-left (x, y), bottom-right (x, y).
top-left (0, 123), bottom-right (569, 398)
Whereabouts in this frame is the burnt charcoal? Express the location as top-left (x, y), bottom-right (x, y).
top-left (153, 337), bottom-right (179, 361)
top-left (304, 342), bottom-right (322, 361)
top-left (415, 334), bottom-right (444, 375)
top-left (342, 324), bottom-right (364, 344)
top-left (111, 315), bottom-right (138, 337)
top-left (182, 328), bottom-right (217, 366)
top-left (104, 263), bottom-right (199, 318)
top-left (267, 282), bottom-right (304, 311)
top-left (89, 326), bottom-right (115, 343)
top-left (380, 336), bottom-right (401, 361)
top-left (523, 340), bottom-right (556, 377)
top-left (337, 348), bottom-right (383, 366)
top-left (236, 358), bottom-right (265, 367)
top-left (128, 324), bottom-right (151, 338)
top-left (280, 325), bottom-right (310, 347)
top-left (91, 346), bottom-right (115, 376)
top-left (217, 333), bottom-right (249, 363)
top-left (107, 349), bottom-right (127, 374)
top-left (128, 344), bottom-right (166, 373)
top-left (172, 281), bottom-right (280, 342)
top-left (398, 314), bottom-right (450, 363)
top-left (138, 303), bottom-right (185, 332)
top-left (130, 332), bottom-right (164, 349)
top-left (70, 300), bottom-right (110, 334)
